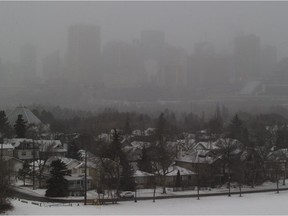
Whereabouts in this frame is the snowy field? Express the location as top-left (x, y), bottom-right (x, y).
top-left (6, 190), bottom-right (288, 215)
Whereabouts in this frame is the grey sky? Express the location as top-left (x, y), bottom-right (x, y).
top-left (1, 1), bottom-right (288, 63)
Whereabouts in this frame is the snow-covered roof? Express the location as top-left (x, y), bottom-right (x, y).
top-left (132, 129), bottom-right (143, 136)
top-left (36, 140), bottom-right (63, 151)
top-left (133, 170), bottom-right (154, 177)
top-left (0, 143), bottom-right (14, 149)
top-left (159, 165), bottom-right (196, 176)
top-left (130, 141), bottom-right (151, 149)
top-left (7, 105), bottom-right (42, 125)
top-left (5, 138), bottom-right (33, 148)
top-left (176, 149), bottom-right (214, 164)
top-left (2, 156), bottom-right (24, 163)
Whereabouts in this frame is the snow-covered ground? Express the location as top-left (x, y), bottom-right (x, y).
top-left (14, 179), bottom-right (288, 200)
top-left (6, 190), bottom-right (288, 215)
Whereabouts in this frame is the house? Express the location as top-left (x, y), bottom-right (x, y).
top-left (0, 143), bottom-right (14, 157)
top-left (2, 156), bottom-right (24, 183)
top-left (45, 156), bottom-right (94, 196)
top-left (36, 139), bottom-right (67, 158)
top-left (144, 128), bottom-right (156, 136)
top-left (66, 175), bottom-right (93, 196)
top-left (133, 170), bottom-right (154, 188)
top-left (155, 165), bottom-right (197, 187)
top-left (9, 139), bottom-right (39, 161)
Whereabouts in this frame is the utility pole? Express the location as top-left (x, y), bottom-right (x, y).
top-left (33, 140), bottom-right (36, 190)
top-left (134, 180), bottom-right (137, 203)
top-left (0, 133), bottom-right (3, 161)
top-left (84, 148), bottom-right (87, 205)
top-left (197, 153), bottom-right (207, 200)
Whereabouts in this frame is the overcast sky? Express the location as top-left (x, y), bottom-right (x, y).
top-left (1, 1), bottom-right (288, 63)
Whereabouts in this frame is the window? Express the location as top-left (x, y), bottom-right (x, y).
top-left (21, 151), bottom-right (26, 156)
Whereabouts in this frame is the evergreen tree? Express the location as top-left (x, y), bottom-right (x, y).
top-left (123, 114), bottom-right (132, 135)
top-left (151, 113), bottom-right (176, 194)
top-left (207, 105), bottom-right (224, 134)
top-left (119, 158), bottom-right (136, 191)
top-left (138, 147), bottom-right (153, 173)
top-left (67, 140), bottom-right (81, 160)
top-left (45, 159), bottom-right (70, 197)
top-left (0, 111), bottom-right (11, 140)
top-left (17, 161), bottom-right (31, 186)
top-left (228, 114), bottom-right (249, 144)
top-left (14, 115), bottom-right (27, 138)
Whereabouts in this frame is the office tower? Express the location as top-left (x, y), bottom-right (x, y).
top-left (102, 41), bottom-right (145, 88)
top-left (141, 30), bottom-right (165, 60)
top-left (234, 34), bottom-right (261, 82)
top-left (260, 45), bottom-right (277, 79)
top-left (20, 43), bottom-right (37, 83)
top-left (66, 25), bottom-right (101, 84)
top-left (140, 30), bottom-right (165, 85)
top-left (42, 51), bottom-right (61, 81)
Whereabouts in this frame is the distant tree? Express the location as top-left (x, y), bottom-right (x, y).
top-left (150, 113), bottom-right (176, 194)
top-left (14, 115), bottom-right (27, 138)
top-left (276, 125), bottom-right (288, 149)
top-left (227, 114), bottom-right (249, 144)
top-left (0, 111), bottom-right (11, 140)
top-left (137, 147), bottom-right (153, 173)
top-left (212, 138), bottom-right (243, 195)
top-left (45, 159), bottom-right (70, 197)
top-left (119, 159), bottom-right (136, 191)
top-left (17, 160), bottom-right (31, 186)
top-left (207, 105), bottom-right (224, 134)
top-left (123, 114), bottom-right (132, 135)
top-left (67, 140), bottom-right (81, 160)
top-left (183, 112), bottom-right (202, 133)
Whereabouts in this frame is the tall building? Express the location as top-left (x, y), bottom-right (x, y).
top-left (140, 30), bottom-right (165, 85)
top-left (66, 25), bottom-right (101, 84)
top-left (20, 43), bottom-right (37, 83)
top-left (42, 50), bottom-right (62, 81)
top-left (102, 41), bottom-right (145, 88)
top-left (260, 45), bottom-right (277, 79)
top-left (140, 30), bottom-right (165, 61)
top-left (234, 34), bottom-right (261, 82)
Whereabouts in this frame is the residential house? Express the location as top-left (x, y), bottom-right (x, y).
top-left (155, 165), bottom-right (197, 187)
top-left (36, 139), bottom-right (67, 158)
top-left (0, 143), bottom-right (14, 157)
top-left (133, 170), bottom-right (154, 188)
top-left (2, 156), bottom-right (24, 183)
top-left (7, 139), bottom-right (40, 162)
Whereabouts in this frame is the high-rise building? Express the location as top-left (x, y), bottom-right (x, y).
top-left (140, 30), bottom-right (165, 61)
top-left (102, 41), bottom-right (145, 88)
top-left (42, 50), bottom-right (62, 81)
top-left (234, 34), bottom-right (261, 82)
top-left (20, 43), bottom-right (37, 83)
top-left (260, 45), bottom-right (277, 79)
top-left (66, 25), bottom-right (101, 84)
top-left (140, 30), bottom-right (166, 85)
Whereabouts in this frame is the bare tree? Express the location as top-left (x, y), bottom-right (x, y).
top-left (212, 138), bottom-right (243, 196)
top-left (0, 160), bottom-right (13, 213)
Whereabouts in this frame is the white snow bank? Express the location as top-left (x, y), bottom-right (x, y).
top-left (7, 190), bottom-right (288, 215)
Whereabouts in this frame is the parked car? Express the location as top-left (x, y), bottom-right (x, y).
top-left (119, 191), bottom-right (134, 198)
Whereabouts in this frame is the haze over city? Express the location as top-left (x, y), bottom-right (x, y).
top-left (1, 1), bottom-right (288, 115)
